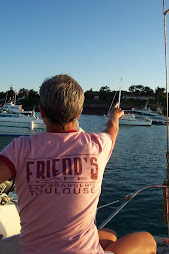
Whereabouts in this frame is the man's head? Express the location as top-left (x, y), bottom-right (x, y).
top-left (39, 74), bottom-right (84, 128)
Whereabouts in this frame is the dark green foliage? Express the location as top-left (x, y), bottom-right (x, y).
top-left (0, 84), bottom-right (167, 114)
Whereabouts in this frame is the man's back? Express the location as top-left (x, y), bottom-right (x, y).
top-left (0, 131), bottom-right (113, 254)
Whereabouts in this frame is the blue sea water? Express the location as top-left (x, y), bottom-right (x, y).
top-left (80, 114), bottom-right (168, 237)
top-left (0, 114), bottom-right (168, 238)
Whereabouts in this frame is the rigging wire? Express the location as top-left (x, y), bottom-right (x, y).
top-left (163, 0), bottom-right (169, 236)
top-left (108, 91), bottom-right (117, 115)
top-left (108, 77), bottom-right (122, 114)
top-left (97, 198), bottom-right (124, 210)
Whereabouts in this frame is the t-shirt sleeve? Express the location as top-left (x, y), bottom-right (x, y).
top-left (89, 132), bottom-right (114, 160)
top-left (0, 136), bottom-right (30, 179)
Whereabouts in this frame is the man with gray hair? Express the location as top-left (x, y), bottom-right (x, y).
top-left (0, 74), bottom-right (156, 254)
top-left (39, 74), bottom-right (84, 130)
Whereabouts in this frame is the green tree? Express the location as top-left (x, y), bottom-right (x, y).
top-left (128, 85), bottom-right (135, 93)
top-left (18, 89), bottom-right (40, 110)
top-left (0, 92), bottom-right (6, 99)
top-left (155, 87), bottom-right (165, 96)
top-left (144, 86), bottom-right (154, 96)
top-left (99, 86), bottom-right (112, 102)
top-left (85, 89), bottom-right (95, 100)
top-left (99, 86), bottom-right (111, 92)
top-left (28, 89), bottom-right (39, 100)
top-left (154, 87), bottom-right (166, 106)
top-left (128, 85), bottom-right (144, 94)
top-left (18, 88), bottom-right (29, 98)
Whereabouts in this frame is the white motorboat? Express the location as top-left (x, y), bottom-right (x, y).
top-left (0, 97), bottom-right (47, 136)
top-left (0, 101), bottom-right (84, 135)
top-left (119, 113), bottom-right (152, 126)
top-left (0, 99), bottom-right (46, 136)
top-left (0, 110), bottom-right (84, 136)
top-left (131, 107), bottom-right (167, 125)
top-left (0, 111), bottom-right (46, 136)
top-left (131, 106), bottom-right (162, 118)
top-left (0, 101), bottom-right (32, 116)
top-left (104, 113), bottom-right (152, 126)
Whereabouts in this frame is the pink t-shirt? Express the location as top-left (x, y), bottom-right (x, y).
top-left (0, 131), bottom-right (113, 254)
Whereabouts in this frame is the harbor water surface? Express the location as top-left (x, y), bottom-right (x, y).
top-left (0, 114), bottom-right (167, 238)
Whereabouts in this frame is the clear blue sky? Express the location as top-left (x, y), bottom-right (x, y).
top-left (0, 0), bottom-right (168, 93)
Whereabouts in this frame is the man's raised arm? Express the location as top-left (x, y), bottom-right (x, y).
top-left (103, 102), bottom-right (124, 142)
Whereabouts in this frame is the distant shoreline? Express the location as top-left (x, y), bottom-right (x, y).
top-left (82, 104), bottom-right (109, 115)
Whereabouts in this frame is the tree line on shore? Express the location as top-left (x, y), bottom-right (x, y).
top-left (84, 85), bottom-right (166, 114)
top-left (0, 84), bottom-right (167, 114)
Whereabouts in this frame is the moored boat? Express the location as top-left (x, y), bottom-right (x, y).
top-left (105, 77), bottom-right (152, 126)
top-left (0, 101), bottom-right (32, 116)
top-left (0, 111), bottom-right (46, 136)
top-left (131, 106), bottom-right (162, 118)
top-left (119, 113), bottom-right (152, 126)
top-left (104, 113), bottom-right (152, 126)
top-left (130, 107), bottom-right (167, 125)
top-left (0, 98), bottom-right (46, 136)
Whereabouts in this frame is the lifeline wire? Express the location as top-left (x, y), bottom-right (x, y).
top-left (98, 185), bottom-right (169, 229)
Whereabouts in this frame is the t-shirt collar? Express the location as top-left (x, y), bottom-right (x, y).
top-left (47, 130), bottom-right (78, 133)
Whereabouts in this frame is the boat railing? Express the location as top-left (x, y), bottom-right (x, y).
top-left (97, 185), bottom-right (168, 229)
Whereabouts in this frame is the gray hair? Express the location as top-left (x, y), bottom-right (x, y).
top-left (39, 74), bottom-right (84, 127)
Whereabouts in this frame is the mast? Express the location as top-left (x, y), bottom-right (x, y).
top-left (107, 77), bottom-right (122, 115)
top-left (118, 77), bottom-right (122, 108)
top-left (163, 0), bottom-right (169, 236)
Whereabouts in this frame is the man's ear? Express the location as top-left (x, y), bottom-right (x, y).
top-left (39, 104), bottom-right (45, 119)
top-left (77, 113), bottom-right (81, 120)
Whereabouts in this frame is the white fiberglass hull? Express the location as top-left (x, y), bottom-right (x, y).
top-left (131, 112), bottom-right (167, 125)
top-left (104, 114), bottom-right (152, 126)
top-left (119, 117), bottom-right (152, 126)
top-left (0, 116), bottom-right (45, 136)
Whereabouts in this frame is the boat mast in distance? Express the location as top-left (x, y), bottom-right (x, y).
top-left (118, 77), bottom-right (122, 108)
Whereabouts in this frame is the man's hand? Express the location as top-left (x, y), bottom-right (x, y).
top-left (103, 103), bottom-right (124, 142)
top-left (109, 102), bottom-right (124, 120)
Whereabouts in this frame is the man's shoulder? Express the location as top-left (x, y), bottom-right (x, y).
top-left (88, 132), bottom-right (112, 141)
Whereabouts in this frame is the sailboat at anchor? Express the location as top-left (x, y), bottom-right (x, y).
top-left (104, 77), bottom-right (152, 126)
